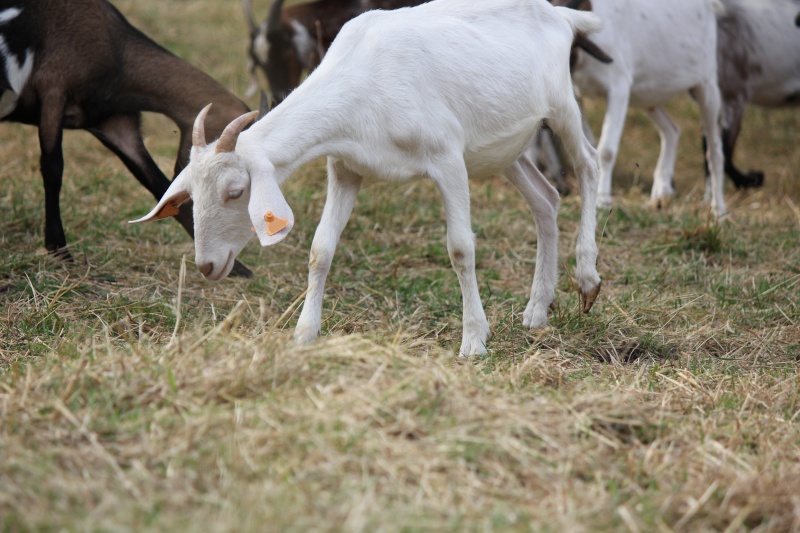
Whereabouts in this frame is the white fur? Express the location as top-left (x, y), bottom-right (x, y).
top-left (133, 0), bottom-right (604, 357)
top-left (290, 18), bottom-right (315, 68)
top-left (569, 0), bottom-right (727, 216)
top-left (0, 7), bottom-right (21, 25)
top-left (0, 7), bottom-right (34, 119)
top-left (253, 22), bottom-right (269, 65)
top-left (718, 0), bottom-right (800, 108)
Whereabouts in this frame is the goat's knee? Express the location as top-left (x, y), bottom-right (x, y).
top-left (447, 235), bottom-right (475, 273)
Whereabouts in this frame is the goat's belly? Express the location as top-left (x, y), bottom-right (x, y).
top-left (751, 80), bottom-right (800, 108)
top-left (463, 122), bottom-right (539, 179)
top-left (464, 144), bottom-right (529, 180)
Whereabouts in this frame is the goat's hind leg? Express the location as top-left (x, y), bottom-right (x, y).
top-left (647, 106), bottom-right (681, 207)
top-left (294, 158), bottom-right (362, 344)
top-left (693, 81), bottom-right (727, 217)
top-left (549, 101), bottom-right (602, 313)
top-left (504, 155), bottom-right (560, 328)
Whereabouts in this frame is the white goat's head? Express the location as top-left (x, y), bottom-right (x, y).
top-left (130, 104), bottom-right (294, 280)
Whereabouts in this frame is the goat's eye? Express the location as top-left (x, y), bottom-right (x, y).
top-left (228, 189), bottom-right (244, 200)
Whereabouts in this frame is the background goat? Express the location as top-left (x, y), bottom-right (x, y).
top-left (711, 0), bottom-right (800, 188)
top-left (553, 0), bottom-right (727, 216)
top-left (134, 0), bottom-right (604, 357)
top-left (0, 0), bottom-right (252, 274)
top-left (243, 0), bottom-right (425, 103)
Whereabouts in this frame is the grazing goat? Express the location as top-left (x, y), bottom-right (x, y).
top-left (0, 0), bottom-right (252, 274)
top-left (243, 0), bottom-right (425, 103)
top-left (133, 0), bottom-right (604, 357)
top-left (711, 0), bottom-right (800, 188)
top-left (553, 0), bottom-right (728, 216)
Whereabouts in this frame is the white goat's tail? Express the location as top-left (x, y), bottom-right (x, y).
top-left (553, 6), bottom-right (604, 36)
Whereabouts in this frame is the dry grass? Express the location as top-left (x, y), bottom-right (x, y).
top-left (1, 1), bottom-right (800, 531)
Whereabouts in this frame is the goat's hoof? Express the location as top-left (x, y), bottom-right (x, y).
top-left (651, 194), bottom-right (673, 210)
top-left (522, 303), bottom-right (550, 329)
top-left (579, 281), bottom-right (602, 314)
top-left (293, 326), bottom-right (320, 345)
top-left (458, 342), bottom-right (488, 358)
top-left (458, 325), bottom-right (490, 358)
top-left (229, 260), bottom-right (253, 278)
top-left (733, 171), bottom-right (765, 189)
top-left (47, 246), bottom-right (74, 262)
top-left (597, 195), bottom-right (612, 210)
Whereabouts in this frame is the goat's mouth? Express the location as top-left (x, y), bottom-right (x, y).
top-left (207, 251), bottom-right (235, 282)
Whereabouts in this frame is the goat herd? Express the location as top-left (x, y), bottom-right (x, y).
top-left (1, 0), bottom-right (798, 356)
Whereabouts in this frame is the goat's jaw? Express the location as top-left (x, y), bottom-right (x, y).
top-left (201, 250), bottom-right (235, 282)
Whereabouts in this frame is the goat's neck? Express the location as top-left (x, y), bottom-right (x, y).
top-left (122, 39), bottom-right (247, 133)
top-left (243, 87), bottom-right (347, 183)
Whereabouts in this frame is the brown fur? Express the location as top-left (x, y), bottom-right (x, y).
top-left (2, 0), bottom-right (251, 273)
top-left (244, 0), bottom-right (428, 105)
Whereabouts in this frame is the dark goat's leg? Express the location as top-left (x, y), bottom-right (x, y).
top-left (703, 101), bottom-right (764, 189)
top-left (90, 114), bottom-right (253, 278)
top-left (721, 127), bottom-right (764, 189)
top-left (38, 96), bottom-right (71, 260)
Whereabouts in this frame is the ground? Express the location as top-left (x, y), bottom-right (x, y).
top-left (0, 1), bottom-right (799, 531)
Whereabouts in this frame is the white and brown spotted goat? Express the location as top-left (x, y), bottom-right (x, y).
top-left (553, 0), bottom-right (729, 216)
top-left (713, 0), bottom-right (800, 188)
top-left (133, 0), bottom-right (604, 357)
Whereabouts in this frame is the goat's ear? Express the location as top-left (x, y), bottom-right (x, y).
top-left (129, 172), bottom-right (190, 224)
top-left (248, 161), bottom-right (294, 246)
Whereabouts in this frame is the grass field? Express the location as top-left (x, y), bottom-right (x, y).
top-left (1, 1), bottom-right (799, 531)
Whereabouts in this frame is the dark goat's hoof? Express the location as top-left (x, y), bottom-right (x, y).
top-left (733, 171), bottom-right (765, 189)
top-left (229, 260), bottom-right (254, 278)
top-left (48, 246), bottom-right (74, 262)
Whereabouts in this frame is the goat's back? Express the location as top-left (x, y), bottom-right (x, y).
top-left (572, 0), bottom-right (721, 105)
top-left (297, 0), bottom-right (579, 177)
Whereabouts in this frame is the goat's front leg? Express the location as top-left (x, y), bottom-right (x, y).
top-left (505, 156), bottom-right (560, 329)
top-left (294, 158), bottom-right (362, 344)
top-left (38, 95), bottom-right (70, 260)
top-left (432, 160), bottom-right (490, 357)
top-left (550, 100), bottom-right (603, 313)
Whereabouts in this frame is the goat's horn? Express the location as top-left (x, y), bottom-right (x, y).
top-left (267, 0), bottom-right (286, 34)
top-left (216, 110), bottom-right (259, 153)
top-left (243, 0), bottom-right (257, 35)
top-left (193, 103), bottom-right (213, 149)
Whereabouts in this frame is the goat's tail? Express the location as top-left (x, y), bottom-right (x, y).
top-left (553, 6), bottom-right (603, 36)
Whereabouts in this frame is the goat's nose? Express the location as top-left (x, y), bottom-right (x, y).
top-left (198, 262), bottom-right (214, 278)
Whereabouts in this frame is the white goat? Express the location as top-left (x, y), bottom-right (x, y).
top-left (560, 0), bottom-right (727, 216)
top-left (131, 0), bottom-right (604, 357)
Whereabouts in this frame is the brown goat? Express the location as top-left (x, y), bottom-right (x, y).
top-left (0, 0), bottom-right (252, 274)
top-left (243, 0), bottom-right (432, 105)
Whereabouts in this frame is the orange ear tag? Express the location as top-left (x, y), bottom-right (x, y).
top-left (156, 201), bottom-right (181, 220)
top-left (264, 211), bottom-right (289, 236)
